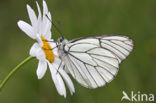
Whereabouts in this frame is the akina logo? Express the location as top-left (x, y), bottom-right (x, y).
top-left (121, 91), bottom-right (155, 102)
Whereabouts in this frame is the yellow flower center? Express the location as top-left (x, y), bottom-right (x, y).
top-left (41, 37), bottom-right (55, 63)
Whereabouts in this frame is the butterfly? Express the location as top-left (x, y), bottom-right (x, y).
top-left (56, 35), bottom-right (134, 88)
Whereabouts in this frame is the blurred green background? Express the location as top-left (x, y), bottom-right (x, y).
top-left (0, 0), bottom-right (156, 103)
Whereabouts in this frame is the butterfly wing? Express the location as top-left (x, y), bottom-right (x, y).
top-left (62, 35), bottom-right (133, 88)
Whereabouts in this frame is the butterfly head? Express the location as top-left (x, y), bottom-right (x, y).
top-left (57, 37), bottom-right (68, 45)
top-left (58, 36), bottom-right (64, 43)
top-left (57, 37), bottom-right (68, 55)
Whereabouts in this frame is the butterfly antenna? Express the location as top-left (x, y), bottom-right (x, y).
top-left (45, 14), bottom-right (64, 38)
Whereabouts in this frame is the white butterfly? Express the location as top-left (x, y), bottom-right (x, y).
top-left (56, 35), bottom-right (133, 89)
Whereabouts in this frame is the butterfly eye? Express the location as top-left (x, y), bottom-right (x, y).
top-left (59, 37), bottom-right (64, 42)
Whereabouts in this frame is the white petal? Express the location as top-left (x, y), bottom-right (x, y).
top-left (29, 43), bottom-right (40, 57)
top-left (48, 62), bottom-right (66, 97)
top-left (36, 1), bottom-right (42, 35)
top-left (52, 57), bottom-right (61, 69)
top-left (37, 61), bottom-right (47, 79)
top-left (17, 20), bottom-right (35, 39)
top-left (43, 0), bottom-right (48, 15)
top-left (26, 4), bottom-right (38, 33)
top-left (59, 69), bottom-right (75, 95)
top-left (49, 41), bottom-right (56, 48)
top-left (43, 12), bottom-right (52, 39)
top-left (42, 1), bottom-right (52, 38)
top-left (36, 48), bottom-right (46, 61)
top-left (44, 28), bottom-right (51, 39)
top-left (36, 34), bottom-right (43, 47)
top-left (46, 30), bottom-right (52, 39)
top-left (30, 43), bottom-right (46, 61)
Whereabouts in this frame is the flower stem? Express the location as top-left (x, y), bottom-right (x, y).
top-left (0, 56), bottom-right (34, 91)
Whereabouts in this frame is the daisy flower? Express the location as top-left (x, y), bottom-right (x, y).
top-left (17, 0), bottom-right (74, 97)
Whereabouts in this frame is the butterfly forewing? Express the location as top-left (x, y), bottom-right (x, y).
top-left (60, 35), bottom-right (133, 88)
